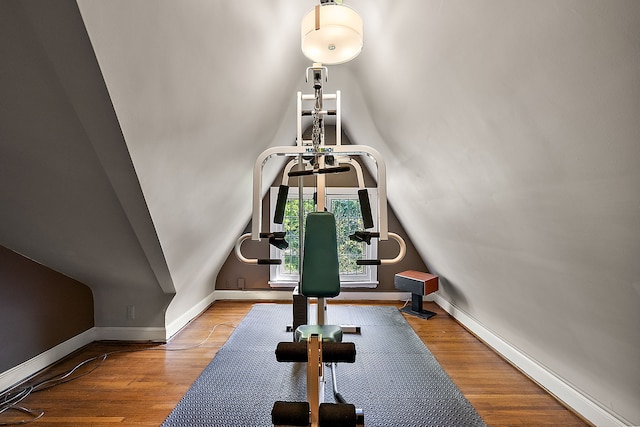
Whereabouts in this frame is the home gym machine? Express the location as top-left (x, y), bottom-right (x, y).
top-left (235, 65), bottom-right (406, 427)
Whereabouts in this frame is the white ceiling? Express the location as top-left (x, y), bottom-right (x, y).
top-left (2, 0), bottom-right (639, 424)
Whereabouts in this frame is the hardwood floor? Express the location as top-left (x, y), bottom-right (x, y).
top-left (403, 302), bottom-right (590, 426)
top-left (0, 300), bottom-right (590, 426)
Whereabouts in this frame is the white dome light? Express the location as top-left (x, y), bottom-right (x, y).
top-left (301, 3), bottom-right (363, 65)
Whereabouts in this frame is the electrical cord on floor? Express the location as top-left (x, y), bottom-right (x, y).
top-left (0, 407), bottom-right (44, 426)
top-left (401, 298), bottom-right (411, 309)
top-left (0, 388), bottom-right (43, 425)
top-left (0, 321), bottom-right (236, 426)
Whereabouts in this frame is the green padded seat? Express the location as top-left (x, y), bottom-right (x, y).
top-left (295, 324), bottom-right (343, 343)
top-left (301, 212), bottom-right (340, 298)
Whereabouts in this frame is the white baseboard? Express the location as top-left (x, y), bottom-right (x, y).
top-left (0, 327), bottom-right (96, 394)
top-left (0, 290), bottom-right (427, 401)
top-left (0, 324), bottom-right (176, 394)
top-left (433, 294), bottom-right (631, 427)
top-left (213, 289), bottom-right (294, 301)
top-left (213, 289), bottom-right (416, 302)
top-left (94, 326), bottom-right (167, 342)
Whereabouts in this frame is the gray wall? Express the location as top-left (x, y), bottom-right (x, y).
top-left (2, 1), bottom-right (638, 424)
top-left (0, 1), bottom-right (174, 331)
top-left (0, 245), bottom-right (93, 373)
top-left (344, 3), bottom-right (640, 423)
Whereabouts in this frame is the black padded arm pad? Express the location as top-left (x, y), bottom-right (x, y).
top-left (273, 185), bottom-right (289, 224)
top-left (357, 189), bottom-right (374, 230)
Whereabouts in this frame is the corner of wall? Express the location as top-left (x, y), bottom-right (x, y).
top-left (165, 290), bottom-right (217, 339)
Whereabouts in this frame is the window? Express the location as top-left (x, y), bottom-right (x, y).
top-left (269, 187), bottom-right (378, 287)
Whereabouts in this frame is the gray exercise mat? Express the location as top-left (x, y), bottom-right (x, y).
top-left (161, 304), bottom-right (486, 427)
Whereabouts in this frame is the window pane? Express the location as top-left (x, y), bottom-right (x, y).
top-left (332, 199), bottom-right (365, 275)
top-left (272, 188), bottom-right (375, 285)
top-left (282, 198), bottom-right (314, 274)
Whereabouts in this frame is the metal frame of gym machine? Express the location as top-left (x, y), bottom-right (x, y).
top-left (235, 66), bottom-right (406, 267)
top-left (235, 65), bottom-right (406, 427)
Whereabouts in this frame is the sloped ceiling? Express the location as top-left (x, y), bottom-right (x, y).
top-left (76, 1), bottom-right (309, 328)
top-left (1, 0), bottom-right (639, 424)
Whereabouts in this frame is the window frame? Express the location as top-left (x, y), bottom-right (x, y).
top-left (268, 186), bottom-right (378, 288)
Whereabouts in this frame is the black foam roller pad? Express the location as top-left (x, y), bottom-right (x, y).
top-left (275, 342), bottom-right (356, 363)
top-left (289, 166), bottom-right (351, 177)
top-left (275, 342), bottom-right (307, 362)
top-left (356, 259), bottom-right (381, 266)
top-left (358, 189), bottom-right (374, 229)
top-left (319, 403), bottom-right (357, 427)
top-left (272, 401), bottom-right (310, 426)
top-left (323, 342), bottom-right (356, 363)
top-left (273, 185), bottom-right (289, 224)
top-left (288, 169), bottom-right (314, 177)
top-left (318, 166), bottom-right (351, 174)
top-left (257, 259), bottom-right (282, 265)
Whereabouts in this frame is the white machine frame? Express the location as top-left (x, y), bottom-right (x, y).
top-left (237, 65), bottom-right (405, 427)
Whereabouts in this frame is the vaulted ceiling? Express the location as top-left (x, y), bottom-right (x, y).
top-left (1, 1), bottom-right (639, 424)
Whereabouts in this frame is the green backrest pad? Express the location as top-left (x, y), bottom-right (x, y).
top-left (301, 211), bottom-right (341, 298)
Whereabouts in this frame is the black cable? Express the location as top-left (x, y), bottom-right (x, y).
top-left (0, 321), bottom-right (235, 425)
top-left (0, 406), bottom-right (43, 426)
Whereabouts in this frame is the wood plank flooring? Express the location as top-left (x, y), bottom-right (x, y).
top-left (403, 302), bottom-right (590, 426)
top-left (0, 300), bottom-right (590, 426)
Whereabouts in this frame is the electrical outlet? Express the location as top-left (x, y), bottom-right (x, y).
top-left (126, 305), bottom-right (135, 320)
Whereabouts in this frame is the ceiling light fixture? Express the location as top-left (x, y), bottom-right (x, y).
top-left (301, 0), bottom-right (363, 65)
